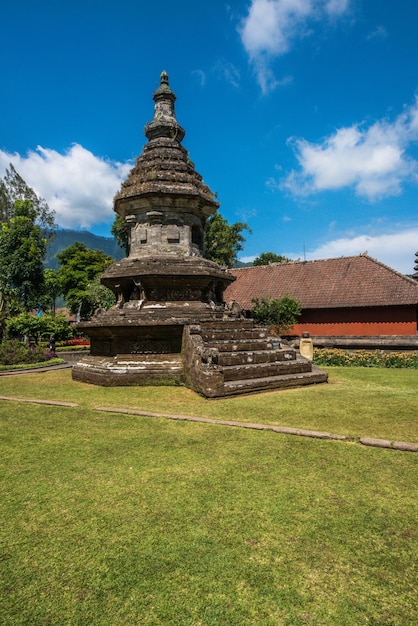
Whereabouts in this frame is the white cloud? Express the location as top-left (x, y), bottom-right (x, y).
top-left (305, 228), bottom-right (418, 274)
top-left (241, 227), bottom-right (418, 274)
top-left (213, 60), bottom-right (241, 88)
top-left (192, 69), bottom-right (207, 87)
top-left (0, 144), bottom-right (132, 229)
top-left (367, 25), bottom-right (388, 41)
top-left (325, 0), bottom-right (349, 16)
top-left (239, 0), bottom-right (351, 93)
top-left (239, 255), bottom-right (257, 264)
top-left (193, 62), bottom-right (241, 89)
top-left (281, 97), bottom-right (418, 200)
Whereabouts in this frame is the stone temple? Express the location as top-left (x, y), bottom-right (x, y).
top-left (72, 72), bottom-right (327, 396)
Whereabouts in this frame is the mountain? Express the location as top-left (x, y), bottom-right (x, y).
top-left (45, 229), bottom-right (124, 269)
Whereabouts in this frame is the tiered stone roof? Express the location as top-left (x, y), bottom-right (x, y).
top-left (225, 254), bottom-right (418, 310)
top-left (114, 71), bottom-right (218, 214)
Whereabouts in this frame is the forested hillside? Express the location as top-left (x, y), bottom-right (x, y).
top-left (45, 229), bottom-right (124, 269)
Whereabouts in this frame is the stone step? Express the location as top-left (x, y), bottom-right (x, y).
top-left (222, 368), bottom-right (328, 396)
top-left (200, 319), bottom-right (255, 331)
top-left (204, 338), bottom-right (274, 352)
top-left (200, 328), bottom-right (270, 341)
top-left (217, 349), bottom-right (296, 367)
top-left (222, 358), bottom-right (312, 382)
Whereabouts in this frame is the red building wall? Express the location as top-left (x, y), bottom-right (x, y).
top-left (289, 305), bottom-right (417, 337)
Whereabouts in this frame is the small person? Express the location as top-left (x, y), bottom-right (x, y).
top-left (49, 334), bottom-right (56, 354)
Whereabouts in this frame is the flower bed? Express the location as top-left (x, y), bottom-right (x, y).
top-left (313, 348), bottom-right (418, 369)
top-left (65, 337), bottom-right (90, 347)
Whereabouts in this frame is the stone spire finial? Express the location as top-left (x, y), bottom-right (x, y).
top-left (145, 70), bottom-right (185, 142)
top-left (114, 71), bottom-right (219, 216)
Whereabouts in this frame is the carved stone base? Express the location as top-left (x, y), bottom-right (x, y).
top-left (73, 314), bottom-right (328, 395)
top-left (72, 354), bottom-right (184, 386)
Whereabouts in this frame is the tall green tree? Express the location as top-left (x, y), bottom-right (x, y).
top-left (204, 212), bottom-right (251, 267)
top-left (42, 269), bottom-right (62, 316)
top-left (0, 200), bottom-right (46, 313)
top-left (57, 242), bottom-right (114, 318)
top-left (111, 215), bottom-right (130, 256)
top-left (0, 164), bottom-right (55, 236)
top-left (253, 252), bottom-right (291, 266)
top-left (0, 167), bottom-right (55, 337)
top-left (82, 275), bottom-right (117, 317)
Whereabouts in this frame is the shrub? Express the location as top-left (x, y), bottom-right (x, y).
top-left (0, 340), bottom-right (52, 366)
top-left (313, 348), bottom-right (418, 369)
top-left (6, 312), bottom-right (73, 343)
top-left (251, 295), bottom-right (301, 335)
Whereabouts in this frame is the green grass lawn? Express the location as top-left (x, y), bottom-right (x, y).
top-left (1, 366), bottom-right (417, 441)
top-left (1, 368), bottom-right (417, 625)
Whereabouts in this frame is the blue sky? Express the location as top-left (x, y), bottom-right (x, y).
top-left (1, 0), bottom-right (417, 274)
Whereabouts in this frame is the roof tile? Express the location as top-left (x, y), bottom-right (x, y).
top-left (225, 255), bottom-right (418, 310)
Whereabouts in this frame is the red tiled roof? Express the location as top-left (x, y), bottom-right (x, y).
top-left (225, 254), bottom-right (418, 310)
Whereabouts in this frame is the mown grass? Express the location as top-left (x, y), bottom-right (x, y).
top-left (0, 391), bottom-right (417, 625)
top-left (1, 367), bottom-right (417, 625)
top-left (1, 366), bottom-right (417, 442)
top-left (0, 357), bottom-right (66, 371)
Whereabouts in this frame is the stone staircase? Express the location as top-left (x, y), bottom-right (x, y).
top-left (182, 319), bottom-right (328, 397)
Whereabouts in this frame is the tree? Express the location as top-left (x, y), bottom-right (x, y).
top-left (6, 311), bottom-right (73, 343)
top-left (111, 215), bottom-right (130, 256)
top-left (80, 275), bottom-right (116, 318)
top-left (0, 167), bottom-right (55, 338)
top-left (251, 295), bottom-right (301, 336)
top-left (253, 252), bottom-right (291, 266)
top-left (0, 163), bottom-right (55, 236)
top-left (0, 200), bottom-right (46, 312)
top-left (204, 212), bottom-right (251, 267)
top-left (42, 269), bottom-right (62, 316)
top-left (57, 242), bottom-right (115, 318)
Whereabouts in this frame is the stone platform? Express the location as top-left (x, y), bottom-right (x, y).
top-left (73, 318), bottom-right (328, 397)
